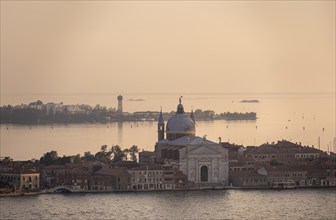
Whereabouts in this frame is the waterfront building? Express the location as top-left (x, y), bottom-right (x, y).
top-left (230, 170), bottom-right (268, 187)
top-left (39, 164), bottom-right (90, 190)
top-left (56, 165), bottom-right (89, 190)
top-left (228, 142), bottom-right (336, 187)
top-left (265, 166), bottom-right (308, 187)
top-left (174, 170), bottom-right (188, 189)
top-left (130, 165), bottom-right (164, 190)
top-left (130, 164), bottom-right (187, 190)
top-left (39, 164), bottom-right (68, 188)
top-left (162, 164), bottom-right (175, 189)
top-left (245, 140), bottom-right (325, 164)
top-left (90, 167), bottom-right (130, 191)
top-left (0, 167), bottom-right (39, 191)
top-left (155, 98), bottom-right (229, 187)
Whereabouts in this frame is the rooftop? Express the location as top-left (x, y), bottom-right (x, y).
top-left (158, 136), bottom-right (217, 146)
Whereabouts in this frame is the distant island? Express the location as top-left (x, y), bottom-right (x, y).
top-left (0, 100), bottom-right (257, 124)
top-left (220, 112), bottom-right (257, 120)
top-left (240, 99), bottom-right (260, 103)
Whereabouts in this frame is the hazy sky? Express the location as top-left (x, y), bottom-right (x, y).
top-left (1, 1), bottom-right (335, 96)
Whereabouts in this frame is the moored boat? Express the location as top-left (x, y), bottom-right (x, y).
top-left (271, 180), bottom-right (296, 189)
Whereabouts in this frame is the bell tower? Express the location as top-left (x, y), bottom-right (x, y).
top-left (158, 108), bottom-right (165, 142)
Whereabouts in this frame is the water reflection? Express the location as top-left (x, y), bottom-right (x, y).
top-left (0, 189), bottom-right (335, 219)
top-left (117, 122), bottom-right (123, 145)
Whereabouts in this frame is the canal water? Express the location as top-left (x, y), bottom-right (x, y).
top-left (1, 188), bottom-right (335, 219)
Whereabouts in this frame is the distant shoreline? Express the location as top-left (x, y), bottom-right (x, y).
top-left (1, 101), bottom-right (257, 124)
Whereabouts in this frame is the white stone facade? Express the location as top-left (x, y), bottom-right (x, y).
top-left (179, 143), bottom-right (229, 186)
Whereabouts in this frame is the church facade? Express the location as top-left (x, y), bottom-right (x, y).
top-left (155, 98), bottom-right (229, 187)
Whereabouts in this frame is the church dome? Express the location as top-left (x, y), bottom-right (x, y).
top-left (165, 97), bottom-right (196, 141)
top-left (166, 114), bottom-right (195, 135)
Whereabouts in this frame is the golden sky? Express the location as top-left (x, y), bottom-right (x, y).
top-left (1, 1), bottom-right (335, 95)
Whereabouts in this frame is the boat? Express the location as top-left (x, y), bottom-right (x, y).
top-left (271, 180), bottom-right (296, 189)
top-left (240, 99), bottom-right (260, 103)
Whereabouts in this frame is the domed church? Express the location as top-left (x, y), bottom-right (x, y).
top-left (164, 97), bottom-right (195, 141)
top-left (155, 98), bottom-right (229, 187)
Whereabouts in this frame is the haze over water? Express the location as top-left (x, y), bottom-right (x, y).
top-left (1, 93), bottom-right (334, 160)
top-left (0, 1), bottom-right (334, 158)
top-left (0, 2), bottom-right (335, 219)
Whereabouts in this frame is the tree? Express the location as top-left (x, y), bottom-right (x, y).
top-left (195, 109), bottom-right (203, 115)
top-left (95, 151), bottom-right (108, 164)
top-left (100, 145), bottom-right (107, 153)
top-left (204, 110), bottom-right (215, 117)
top-left (72, 154), bottom-right (82, 164)
top-left (123, 149), bottom-right (130, 160)
top-left (29, 100), bottom-right (43, 106)
top-left (110, 145), bottom-right (126, 163)
top-left (83, 151), bottom-right (95, 161)
top-left (56, 155), bottom-right (71, 165)
top-left (40, 151), bottom-right (58, 165)
top-left (128, 145), bottom-right (139, 162)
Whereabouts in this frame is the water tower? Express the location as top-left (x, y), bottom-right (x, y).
top-left (117, 95), bottom-right (123, 113)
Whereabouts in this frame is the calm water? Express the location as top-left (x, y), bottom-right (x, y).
top-left (1, 189), bottom-right (335, 219)
top-left (1, 93), bottom-right (335, 160)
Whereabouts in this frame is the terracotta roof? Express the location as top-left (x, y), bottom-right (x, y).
top-left (265, 165), bottom-right (309, 172)
top-left (139, 151), bottom-right (155, 154)
top-left (132, 165), bottom-right (163, 171)
top-left (158, 136), bottom-right (217, 146)
top-left (3, 167), bottom-right (38, 174)
top-left (221, 142), bottom-right (244, 149)
top-left (94, 167), bottom-right (128, 176)
top-left (114, 161), bottom-right (138, 166)
top-left (246, 140), bottom-right (323, 154)
top-left (20, 167), bottom-right (38, 174)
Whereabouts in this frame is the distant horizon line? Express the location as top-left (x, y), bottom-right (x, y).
top-left (2, 92), bottom-right (335, 96)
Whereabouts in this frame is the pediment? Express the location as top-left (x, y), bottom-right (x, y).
top-left (187, 145), bottom-right (220, 155)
